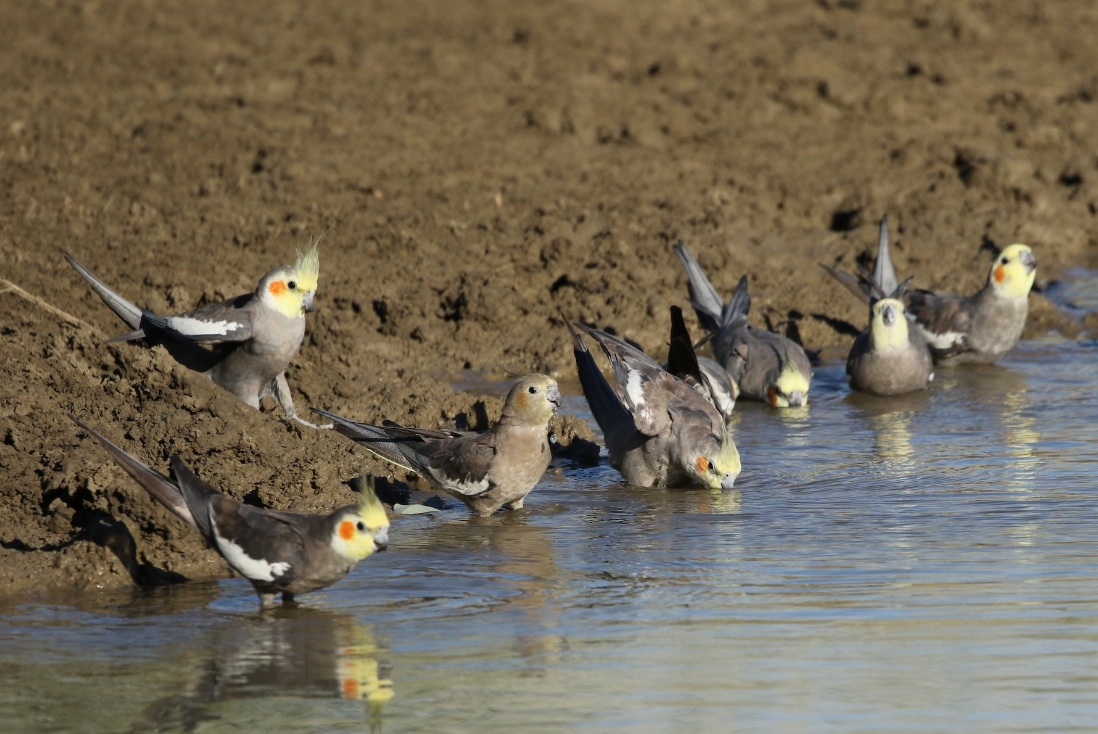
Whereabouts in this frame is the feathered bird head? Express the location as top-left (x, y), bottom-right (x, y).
top-left (258, 238), bottom-right (322, 317)
top-left (869, 298), bottom-right (910, 351)
top-left (330, 474), bottom-right (390, 562)
top-left (989, 243), bottom-right (1036, 299)
top-left (767, 361), bottom-right (810, 408)
top-left (501, 374), bottom-right (561, 427)
top-left (685, 429), bottom-right (742, 490)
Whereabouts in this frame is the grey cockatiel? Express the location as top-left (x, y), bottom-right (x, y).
top-left (566, 318), bottom-right (740, 490)
top-left (822, 215), bottom-right (934, 396)
top-left (665, 305), bottom-right (738, 422)
top-left (65, 244), bottom-right (328, 429)
top-left (673, 243), bottom-right (812, 407)
top-left (73, 417), bottom-right (390, 608)
top-left (823, 218), bottom-right (1037, 366)
top-left (311, 375), bottom-right (560, 517)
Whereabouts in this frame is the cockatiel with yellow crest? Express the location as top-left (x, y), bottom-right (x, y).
top-left (566, 318), bottom-right (741, 490)
top-left (823, 215), bottom-right (934, 396)
top-left (65, 242), bottom-right (327, 428)
top-left (823, 215), bottom-right (1037, 366)
top-left (72, 417), bottom-right (390, 608)
top-left (673, 243), bottom-right (813, 408)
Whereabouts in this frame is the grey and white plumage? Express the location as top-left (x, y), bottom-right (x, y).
top-left (822, 215), bottom-right (934, 396)
top-left (566, 319), bottom-right (740, 490)
top-left (664, 305), bottom-right (738, 422)
top-left (823, 218), bottom-right (1037, 366)
top-left (673, 243), bottom-right (812, 407)
top-left (312, 375), bottom-right (560, 517)
top-left (72, 417), bottom-right (390, 608)
top-left (65, 245), bottom-right (327, 429)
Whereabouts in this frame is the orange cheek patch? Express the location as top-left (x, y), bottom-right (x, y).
top-left (515, 392), bottom-right (527, 409)
top-left (339, 520), bottom-right (355, 540)
top-left (993, 266), bottom-right (1005, 284)
top-left (695, 456), bottom-right (709, 473)
top-left (269, 280), bottom-right (287, 296)
top-left (767, 387), bottom-right (779, 407)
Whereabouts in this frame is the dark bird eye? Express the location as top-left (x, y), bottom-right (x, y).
top-left (356, 521), bottom-right (366, 532)
top-left (528, 386), bottom-right (537, 394)
top-left (288, 280), bottom-right (297, 290)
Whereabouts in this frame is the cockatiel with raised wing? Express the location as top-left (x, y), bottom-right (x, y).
top-left (822, 219), bottom-right (1037, 366)
top-left (66, 243), bottom-right (328, 429)
top-left (311, 375), bottom-right (560, 517)
top-left (73, 417), bottom-right (390, 608)
top-left (665, 305), bottom-right (738, 422)
top-left (567, 319), bottom-right (740, 490)
top-left (822, 215), bottom-right (934, 396)
top-left (673, 243), bottom-right (812, 407)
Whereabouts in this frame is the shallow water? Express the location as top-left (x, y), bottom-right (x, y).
top-left (3, 337), bottom-right (1098, 732)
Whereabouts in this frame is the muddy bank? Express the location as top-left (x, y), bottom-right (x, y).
top-left (2, 0), bottom-right (1097, 598)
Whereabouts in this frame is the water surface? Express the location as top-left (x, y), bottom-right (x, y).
top-left (3, 338), bottom-right (1098, 733)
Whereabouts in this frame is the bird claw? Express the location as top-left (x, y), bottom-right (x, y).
top-left (288, 414), bottom-right (334, 430)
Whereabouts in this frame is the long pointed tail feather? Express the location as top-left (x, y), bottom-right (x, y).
top-left (309, 408), bottom-right (420, 475)
top-left (673, 243), bottom-right (725, 334)
top-left (64, 253), bottom-right (143, 331)
top-left (71, 416), bottom-right (197, 529)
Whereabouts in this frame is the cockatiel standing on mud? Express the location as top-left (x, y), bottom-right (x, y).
top-left (66, 243), bottom-right (329, 429)
top-left (73, 417), bottom-right (390, 609)
top-left (312, 375), bottom-right (561, 517)
top-left (673, 243), bottom-right (813, 408)
top-left (567, 318), bottom-right (741, 490)
top-left (823, 219), bottom-right (1037, 366)
top-left (822, 215), bottom-right (934, 396)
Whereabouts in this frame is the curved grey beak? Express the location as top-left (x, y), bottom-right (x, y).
top-left (881, 302), bottom-right (897, 327)
top-left (720, 473), bottom-right (739, 490)
top-left (787, 391), bottom-right (807, 407)
top-left (303, 291), bottom-right (317, 313)
top-left (1020, 249), bottom-right (1037, 274)
top-left (374, 527), bottom-right (389, 552)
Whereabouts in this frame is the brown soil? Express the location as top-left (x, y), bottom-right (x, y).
top-left (2, 0), bottom-right (1097, 599)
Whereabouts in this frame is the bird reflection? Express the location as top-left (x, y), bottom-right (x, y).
top-left (132, 607), bottom-right (392, 733)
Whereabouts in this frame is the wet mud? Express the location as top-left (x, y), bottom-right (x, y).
top-left (2, 0), bottom-right (1097, 597)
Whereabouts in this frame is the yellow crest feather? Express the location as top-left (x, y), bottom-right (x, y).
top-left (349, 474), bottom-right (390, 530)
top-left (294, 237), bottom-right (322, 292)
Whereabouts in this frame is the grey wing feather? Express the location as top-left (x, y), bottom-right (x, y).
top-left (168, 456), bottom-right (230, 546)
top-left (65, 253), bottom-right (144, 332)
top-left (564, 321), bottom-right (640, 440)
top-left (673, 243), bottom-right (725, 334)
top-left (71, 417), bottom-right (197, 529)
top-left (146, 296), bottom-right (255, 344)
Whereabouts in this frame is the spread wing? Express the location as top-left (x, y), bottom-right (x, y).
top-left (571, 322), bottom-right (672, 437)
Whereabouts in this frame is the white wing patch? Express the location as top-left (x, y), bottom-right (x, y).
top-left (921, 327), bottom-right (964, 351)
top-left (213, 522), bottom-right (290, 582)
top-left (625, 369), bottom-right (647, 410)
top-left (167, 315), bottom-right (243, 337)
top-left (430, 468), bottom-right (490, 496)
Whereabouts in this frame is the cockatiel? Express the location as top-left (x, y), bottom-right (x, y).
top-left (567, 318), bottom-right (740, 490)
top-left (823, 215), bottom-right (934, 396)
top-left (312, 375), bottom-right (560, 517)
top-left (66, 243), bottom-right (328, 428)
top-left (823, 218), bottom-right (1037, 365)
top-left (673, 243), bottom-right (812, 407)
top-left (73, 417), bottom-right (389, 608)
